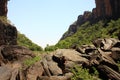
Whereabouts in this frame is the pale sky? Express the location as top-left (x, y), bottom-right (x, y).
top-left (8, 0), bottom-right (95, 48)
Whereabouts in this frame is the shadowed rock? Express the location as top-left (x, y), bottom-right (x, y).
top-left (0, 0), bottom-right (8, 16)
top-left (0, 21), bottom-right (17, 46)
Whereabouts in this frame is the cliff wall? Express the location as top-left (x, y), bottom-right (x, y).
top-left (61, 0), bottom-right (120, 40)
top-left (94, 0), bottom-right (120, 19)
top-left (0, 0), bottom-right (8, 16)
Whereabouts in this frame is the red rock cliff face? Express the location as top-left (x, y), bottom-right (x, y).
top-left (77, 0), bottom-right (120, 25)
top-left (104, 0), bottom-right (112, 17)
top-left (94, 0), bottom-right (120, 19)
top-left (0, 0), bottom-right (8, 16)
top-left (61, 0), bottom-right (120, 40)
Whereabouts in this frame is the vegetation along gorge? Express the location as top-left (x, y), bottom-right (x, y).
top-left (0, 0), bottom-right (120, 80)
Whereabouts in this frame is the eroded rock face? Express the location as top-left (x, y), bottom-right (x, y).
top-left (60, 0), bottom-right (120, 40)
top-left (26, 61), bottom-right (44, 80)
top-left (0, 21), bottom-right (17, 45)
top-left (0, 45), bottom-right (36, 80)
top-left (94, 0), bottom-right (120, 19)
top-left (87, 0), bottom-right (120, 20)
top-left (0, 0), bottom-right (8, 16)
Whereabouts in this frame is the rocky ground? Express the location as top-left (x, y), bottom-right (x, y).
top-left (0, 37), bottom-right (120, 80)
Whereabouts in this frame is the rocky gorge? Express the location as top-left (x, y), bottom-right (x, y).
top-left (0, 0), bottom-right (120, 80)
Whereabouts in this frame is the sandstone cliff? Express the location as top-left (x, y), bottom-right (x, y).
top-left (0, 0), bottom-right (8, 16)
top-left (94, 0), bottom-right (120, 19)
top-left (61, 0), bottom-right (120, 40)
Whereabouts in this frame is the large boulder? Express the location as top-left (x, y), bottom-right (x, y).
top-left (93, 38), bottom-right (120, 50)
top-left (98, 65), bottom-right (120, 80)
top-left (92, 38), bottom-right (120, 62)
top-left (0, 66), bottom-right (12, 80)
top-left (41, 54), bottom-right (63, 76)
top-left (53, 49), bottom-right (89, 73)
top-left (0, 45), bottom-right (37, 80)
top-left (76, 45), bottom-right (96, 54)
top-left (53, 49), bottom-right (88, 63)
top-left (0, 45), bottom-right (35, 63)
top-left (38, 73), bottom-right (73, 80)
top-left (26, 61), bottom-right (44, 80)
top-left (0, 62), bottom-right (21, 80)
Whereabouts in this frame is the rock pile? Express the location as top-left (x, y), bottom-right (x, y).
top-left (61, 0), bottom-right (120, 40)
top-left (0, 45), bottom-right (35, 80)
top-left (33, 38), bottom-right (120, 80)
top-left (76, 38), bottom-right (120, 80)
top-left (0, 22), bottom-right (120, 80)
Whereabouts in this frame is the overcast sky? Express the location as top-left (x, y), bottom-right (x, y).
top-left (8, 0), bottom-right (95, 48)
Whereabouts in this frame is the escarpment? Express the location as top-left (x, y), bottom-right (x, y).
top-left (61, 0), bottom-right (120, 40)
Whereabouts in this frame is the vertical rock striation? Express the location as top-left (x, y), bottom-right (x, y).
top-left (0, 0), bottom-right (8, 17)
top-left (94, 0), bottom-right (120, 19)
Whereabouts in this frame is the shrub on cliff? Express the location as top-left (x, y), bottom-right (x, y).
top-left (55, 19), bottom-right (120, 49)
top-left (71, 66), bottom-right (101, 80)
top-left (0, 16), bottom-right (11, 25)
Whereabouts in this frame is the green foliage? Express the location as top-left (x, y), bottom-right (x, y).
top-left (24, 56), bottom-right (41, 67)
top-left (0, 16), bottom-right (10, 25)
top-left (17, 32), bottom-right (43, 51)
top-left (33, 51), bottom-right (45, 55)
top-left (55, 37), bottom-right (78, 49)
top-left (117, 61), bottom-right (120, 72)
top-left (55, 19), bottom-right (120, 49)
top-left (0, 16), bottom-right (43, 51)
top-left (71, 66), bottom-right (101, 80)
top-left (44, 44), bottom-right (57, 51)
